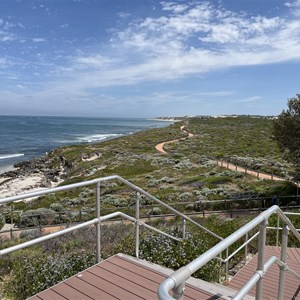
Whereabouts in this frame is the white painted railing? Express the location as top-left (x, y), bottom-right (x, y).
top-left (158, 205), bottom-right (300, 300)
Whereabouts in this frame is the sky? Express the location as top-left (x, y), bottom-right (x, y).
top-left (0, 0), bottom-right (300, 118)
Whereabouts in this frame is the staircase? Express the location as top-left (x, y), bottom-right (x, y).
top-left (29, 253), bottom-right (253, 300)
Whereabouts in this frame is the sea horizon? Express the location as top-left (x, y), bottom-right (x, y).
top-left (0, 115), bottom-right (173, 174)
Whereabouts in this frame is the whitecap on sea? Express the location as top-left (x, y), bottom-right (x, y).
top-left (77, 134), bottom-right (121, 143)
top-left (0, 153), bottom-right (25, 160)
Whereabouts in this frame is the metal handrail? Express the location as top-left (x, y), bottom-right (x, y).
top-left (0, 211), bottom-right (180, 256)
top-left (233, 255), bottom-right (300, 300)
top-left (0, 175), bottom-right (222, 262)
top-left (158, 205), bottom-right (300, 300)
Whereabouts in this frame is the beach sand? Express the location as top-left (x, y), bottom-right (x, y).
top-left (0, 174), bottom-right (47, 199)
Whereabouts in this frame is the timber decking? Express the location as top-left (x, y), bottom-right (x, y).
top-left (228, 246), bottom-right (300, 300)
top-left (28, 254), bottom-right (231, 300)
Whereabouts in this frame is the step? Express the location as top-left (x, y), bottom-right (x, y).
top-left (28, 253), bottom-right (252, 300)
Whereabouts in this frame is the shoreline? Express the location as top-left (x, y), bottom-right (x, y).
top-left (0, 119), bottom-right (174, 200)
top-left (0, 155), bottom-right (64, 200)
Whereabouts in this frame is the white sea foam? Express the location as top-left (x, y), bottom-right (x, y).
top-left (77, 134), bottom-right (121, 143)
top-left (0, 153), bottom-right (24, 160)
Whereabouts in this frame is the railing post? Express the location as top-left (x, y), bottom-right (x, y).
top-left (135, 192), bottom-right (140, 258)
top-left (95, 182), bottom-right (101, 263)
top-left (173, 282), bottom-right (185, 300)
top-left (278, 224), bottom-right (289, 300)
top-left (256, 219), bottom-right (267, 300)
top-left (276, 214), bottom-right (280, 246)
top-left (182, 218), bottom-right (186, 239)
top-left (245, 232), bottom-right (248, 261)
top-left (225, 247), bottom-right (229, 282)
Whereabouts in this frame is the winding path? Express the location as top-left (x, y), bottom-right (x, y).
top-left (155, 124), bottom-right (194, 154)
top-left (155, 124), bottom-right (299, 187)
top-left (218, 159), bottom-right (300, 187)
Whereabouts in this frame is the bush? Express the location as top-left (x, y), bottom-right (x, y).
top-left (50, 202), bottom-right (64, 212)
top-left (0, 213), bottom-right (5, 229)
top-left (139, 229), bottom-right (221, 282)
top-left (5, 248), bottom-right (96, 299)
top-left (19, 208), bottom-right (56, 227)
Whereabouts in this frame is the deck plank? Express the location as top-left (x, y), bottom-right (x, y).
top-left (51, 283), bottom-right (93, 300)
top-left (30, 254), bottom-right (232, 300)
top-left (34, 289), bottom-right (67, 300)
top-left (65, 277), bottom-right (117, 299)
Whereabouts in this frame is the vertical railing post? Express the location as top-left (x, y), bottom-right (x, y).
top-left (256, 219), bottom-right (267, 300)
top-left (95, 182), bottom-right (101, 263)
top-left (182, 218), bottom-right (186, 239)
top-left (225, 247), bottom-right (229, 281)
top-left (173, 282), bottom-right (185, 300)
top-left (135, 192), bottom-right (140, 258)
top-left (245, 232), bottom-right (248, 261)
top-left (278, 224), bottom-right (289, 300)
top-left (276, 214), bottom-right (280, 246)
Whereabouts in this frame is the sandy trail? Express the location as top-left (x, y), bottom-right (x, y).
top-left (217, 160), bottom-right (300, 188)
top-left (155, 124), bottom-right (194, 154)
top-left (155, 124), bottom-right (297, 186)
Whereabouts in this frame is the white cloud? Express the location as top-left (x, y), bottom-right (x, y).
top-left (3, 1), bottom-right (300, 111)
top-left (32, 38), bottom-right (47, 42)
top-left (0, 30), bottom-right (16, 42)
top-left (73, 55), bottom-right (116, 69)
top-left (233, 96), bottom-right (262, 103)
top-left (285, 0), bottom-right (300, 7)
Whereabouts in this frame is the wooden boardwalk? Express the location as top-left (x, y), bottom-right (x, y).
top-left (29, 253), bottom-right (243, 300)
top-left (229, 246), bottom-right (300, 299)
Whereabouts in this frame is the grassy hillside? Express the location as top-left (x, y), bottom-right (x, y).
top-left (1, 116), bottom-right (299, 300)
top-left (8, 116), bottom-right (297, 221)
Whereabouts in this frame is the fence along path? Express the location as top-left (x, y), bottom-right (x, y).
top-left (217, 160), bottom-right (300, 188)
top-left (155, 123), bottom-right (299, 188)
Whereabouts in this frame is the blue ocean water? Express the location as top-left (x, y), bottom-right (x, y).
top-left (0, 116), bottom-right (172, 173)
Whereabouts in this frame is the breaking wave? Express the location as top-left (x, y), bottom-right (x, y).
top-left (77, 134), bottom-right (121, 143)
top-left (0, 153), bottom-right (25, 160)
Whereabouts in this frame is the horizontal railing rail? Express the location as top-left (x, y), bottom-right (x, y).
top-left (0, 175), bottom-right (223, 264)
top-left (0, 175), bottom-right (222, 241)
top-left (233, 256), bottom-right (300, 300)
top-left (218, 211), bottom-right (300, 280)
top-left (0, 211), bottom-right (180, 257)
top-left (158, 205), bottom-right (300, 300)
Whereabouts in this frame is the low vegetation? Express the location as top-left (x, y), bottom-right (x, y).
top-left (0, 115), bottom-right (299, 299)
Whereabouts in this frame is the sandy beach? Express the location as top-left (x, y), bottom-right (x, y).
top-left (0, 173), bottom-right (53, 200)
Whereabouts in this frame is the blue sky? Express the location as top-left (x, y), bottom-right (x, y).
top-left (0, 0), bottom-right (300, 117)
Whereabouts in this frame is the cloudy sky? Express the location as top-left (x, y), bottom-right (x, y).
top-left (0, 0), bottom-right (300, 117)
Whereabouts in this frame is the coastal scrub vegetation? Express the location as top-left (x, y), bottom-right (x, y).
top-left (273, 94), bottom-right (300, 179)
top-left (1, 115), bottom-right (299, 299)
top-left (1, 116), bottom-right (298, 227)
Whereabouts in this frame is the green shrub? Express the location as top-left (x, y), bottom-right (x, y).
top-left (4, 248), bottom-right (96, 299)
top-left (19, 208), bottom-right (56, 227)
top-left (0, 213), bottom-right (5, 229)
top-left (50, 202), bottom-right (64, 212)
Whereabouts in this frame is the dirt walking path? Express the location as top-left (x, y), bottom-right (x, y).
top-left (155, 124), bottom-right (194, 154)
top-left (155, 124), bottom-right (298, 187)
top-left (217, 160), bottom-right (300, 188)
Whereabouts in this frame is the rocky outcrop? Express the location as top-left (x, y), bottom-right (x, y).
top-left (1, 156), bottom-right (60, 183)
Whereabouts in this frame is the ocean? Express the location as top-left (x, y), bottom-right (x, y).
top-left (0, 116), bottom-right (172, 174)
